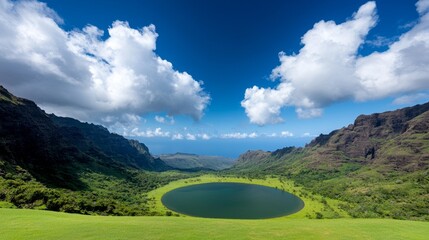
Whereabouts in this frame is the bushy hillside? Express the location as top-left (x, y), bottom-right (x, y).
top-left (0, 85), bottom-right (186, 215)
top-left (231, 103), bottom-right (429, 220)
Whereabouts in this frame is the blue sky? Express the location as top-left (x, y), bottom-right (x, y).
top-left (1, 0), bottom-right (429, 157)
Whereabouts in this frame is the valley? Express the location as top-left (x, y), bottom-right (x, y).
top-left (1, 85), bottom-right (429, 239)
top-left (1, 0), bottom-right (429, 239)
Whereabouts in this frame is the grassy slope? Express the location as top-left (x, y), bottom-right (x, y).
top-left (1, 208), bottom-right (428, 240)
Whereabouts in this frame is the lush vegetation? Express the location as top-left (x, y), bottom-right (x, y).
top-left (1, 85), bottom-right (191, 216)
top-left (291, 165), bottom-right (429, 220)
top-left (229, 151), bottom-right (429, 221)
top-left (0, 159), bottom-right (189, 216)
top-left (1, 208), bottom-right (428, 240)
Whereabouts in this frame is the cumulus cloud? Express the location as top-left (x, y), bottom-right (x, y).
top-left (0, 0), bottom-right (209, 126)
top-left (242, 0), bottom-right (429, 125)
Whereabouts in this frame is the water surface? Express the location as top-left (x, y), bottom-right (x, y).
top-left (161, 182), bottom-right (304, 219)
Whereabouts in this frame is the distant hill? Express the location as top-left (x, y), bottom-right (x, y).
top-left (231, 102), bottom-right (429, 220)
top-left (158, 153), bottom-right (235, 170)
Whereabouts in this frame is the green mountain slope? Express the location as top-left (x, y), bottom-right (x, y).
top-left (0, 85), bottom-right (184, 215)
top-left (0, 85), bottom-right (169, 186)
top-left (231, 103), bottom-right (429, 220)
top-left (158, 153), bottom-right (235, 170)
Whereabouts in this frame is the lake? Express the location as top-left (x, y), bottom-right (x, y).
top-left (161, 182), bottom-right (304, 219)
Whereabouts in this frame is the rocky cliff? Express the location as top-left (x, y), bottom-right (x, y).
top-left (307, 102), bottom-right (429, 171)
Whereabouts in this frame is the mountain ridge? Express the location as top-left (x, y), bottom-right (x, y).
top-left (0, 85), bottom-right (170, 189)
top-left (231, 101), bottom-right (429, 220)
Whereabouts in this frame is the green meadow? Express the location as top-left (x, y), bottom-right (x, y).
top-left (1, 208), bottom-right (428, 240)
top-left (1, 175), bottom-right (428, 240)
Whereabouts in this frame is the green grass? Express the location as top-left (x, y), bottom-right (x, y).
top-left (2, 176), bottom-right (428, 239)
top-left (0, 201), bottom-right (16, 208)
top-left (1, 208), bottom-right (428, 240)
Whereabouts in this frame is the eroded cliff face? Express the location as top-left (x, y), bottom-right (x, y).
top-left (307, 102), bottom-right (429, 170)
top-left (233, 101), bottom-right (429, 173)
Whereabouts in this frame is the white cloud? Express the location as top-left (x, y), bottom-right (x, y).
top-left (155, 116), bottom-right (165, 123)
top-left (155, 115), bottom-right (175, 125)
top-left (102, 113), bottom-right (143, 125)
top-left (242, 1), bottom-right (429, 125)
top-left (248, 132), bottom-right (258, 138)
top-left (280, 131), bottom-right (294, 137)
top-left (199, 133), bottom-right (211, 140)
top-left (154, 115), bottom-right (175, 125)
top-left (186, 133), bottom-right (196, 140)
top-left (171, 133), bottom-right (184, 140)
top-left (296, 108), bottom-right (323, 119)
top-left (417, 0), bottom-right (429, 14)
top-left (220, 132), bottom-right (258, 139)
top-left (128, 127), bottom-right (170, 138)
top-left (221, 133), bottom-right (246, 139)
top-left (219, 131), bottom-right (296, 139)
top-left (170, 132), bottom-right (211, 140)
top-left (366, 35), bottom-right (396, 47)
top-left (241, 86), bottom-right (289, 125)
top-left (393, 93), bottom-right (429, 105)
top-left (0, 0), bottom-right (209, 127)
top-left (268, 131), bottom-right (294, 137)
top-left (302, 132), bottom-right (311, 137)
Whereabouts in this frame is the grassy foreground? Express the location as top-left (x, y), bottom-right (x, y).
top-left (1, 208), bottom-right (428, 240)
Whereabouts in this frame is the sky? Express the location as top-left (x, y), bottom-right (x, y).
top-left (1, 0), bottom-right (429, 157)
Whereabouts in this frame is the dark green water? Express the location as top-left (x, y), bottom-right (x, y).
top-left (161, 182), bottom-right (304, 219)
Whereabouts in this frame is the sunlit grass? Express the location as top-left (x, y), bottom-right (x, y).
top-left (1, 208), bottom-right (428, 240)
